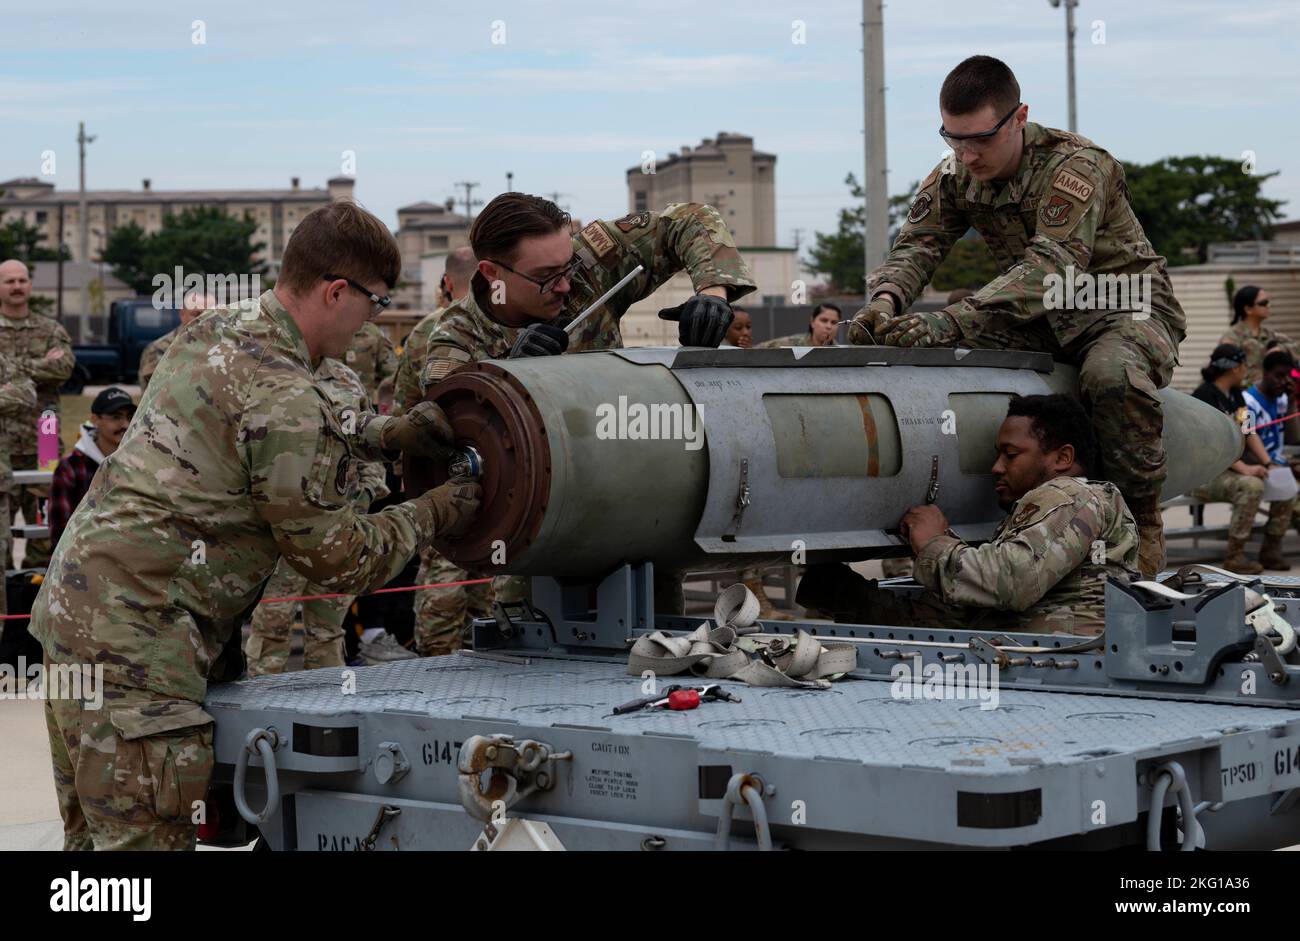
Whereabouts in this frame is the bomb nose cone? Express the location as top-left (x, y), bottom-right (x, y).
top-left (1156, 389), bottom-right (1243, 499)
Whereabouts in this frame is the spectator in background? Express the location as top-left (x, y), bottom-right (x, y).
top-left (1188, 345), bottom-right (1277, 574)
top-left (48, 387), bottom-right (135, 548)
top-left (722, 307), bottom-right (753, 348)
top-left (1240, 350), bottom-right (1299, 570)
top-left (1222, 285), bottom-right (1297, 388)
top-left (757, 303), bottom-right (841, 348)
top-left (0, 259), bottom-right (75, 570)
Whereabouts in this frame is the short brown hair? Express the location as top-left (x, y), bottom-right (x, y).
top-left (471, 193), bottom-right (570, 263)
top-left (278, 200), bottom-right (401, 294)
top-left (940, 55), bottom-right (1020, 117)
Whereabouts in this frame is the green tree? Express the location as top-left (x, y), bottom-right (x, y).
top-left (1123, 156), bottom-right (1286, 265)
top-left (806, 173), bottom-right (868, 293)
top-left (809, 175), bottom-right (1000, 295)
top-left (0, 217), bottom-right (67, 262)
top-left (102, 221), bottom-right (151, 294)
top-left (103, 206), bottom-right (266, 294)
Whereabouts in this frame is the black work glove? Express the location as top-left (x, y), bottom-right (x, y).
top-left (508, 322), bottom-right (569, 358)
top-left (658, 293), bottom-right (734, 348)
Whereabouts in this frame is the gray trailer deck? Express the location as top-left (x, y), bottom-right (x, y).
top-left (205, 610), bottom-right (1300, 851)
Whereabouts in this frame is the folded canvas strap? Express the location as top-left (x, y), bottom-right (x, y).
top-left (628, 585), bottom-right (856, 689)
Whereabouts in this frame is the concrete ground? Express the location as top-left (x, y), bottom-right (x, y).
top-left (2, 501), bottom-right (1294, 850)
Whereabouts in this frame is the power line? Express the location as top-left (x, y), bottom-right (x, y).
top-left (452, 181), bottom-right (482, 220)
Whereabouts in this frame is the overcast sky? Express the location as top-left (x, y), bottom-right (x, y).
top-left (3, 0), bottom-right (1297, 250)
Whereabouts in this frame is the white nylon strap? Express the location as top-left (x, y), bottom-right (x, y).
top-left (628, 586), bottom-right (856, 689)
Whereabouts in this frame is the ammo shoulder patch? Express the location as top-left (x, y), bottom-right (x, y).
top-left (580, 221), bottom-right (616, 258)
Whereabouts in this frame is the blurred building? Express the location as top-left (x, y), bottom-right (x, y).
top-left (620, 132), bottom-right (799, 345)
top-left (625, 131), bottom-right (775, 245)
top-left (396, 199), bottom-right (471, 311)
top-left (0, 175), bottom-right (354, 275)
top-left (28, 260), bottom-right (133, 325)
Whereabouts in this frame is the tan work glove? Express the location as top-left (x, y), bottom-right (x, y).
top-left (381, 400), bottom-right (457, 459)
top-left (414, 475), bottom-right (482, 538)
top-left (847, 294), bottom-right (897, 345)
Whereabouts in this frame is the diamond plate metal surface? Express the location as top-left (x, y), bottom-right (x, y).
top-left (206, 654), bottom-right (1300, 774)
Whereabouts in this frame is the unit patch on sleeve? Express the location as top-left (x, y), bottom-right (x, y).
top-left (613, 211), bottom-right (651, 233)
top-left (907, 192), bottom-right (933, 224)
top-left (580, 221), bottom-right (616, 258)
top-left (1040, 194), bottom-right (1073, 227)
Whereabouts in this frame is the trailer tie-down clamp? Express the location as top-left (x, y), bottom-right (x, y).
top-left (456, 735), bottom-right (573, 822)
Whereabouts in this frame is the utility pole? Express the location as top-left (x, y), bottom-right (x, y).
top-left (1049, 0), bottom-right (1079, 132)
top-left (862, 0), bottom-right (889, 281)
top-left (77, 121), bottom-right (96, 326)
top-left (543, 191), bottom-right (571, 210)
top-left (55, 204), bottom-right (65, 321)
top-left (792, 228), bottom-right (804, 251)
top-left (453, 180), bottom-right (481, 220)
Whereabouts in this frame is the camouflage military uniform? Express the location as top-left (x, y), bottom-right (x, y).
top-left (394, 307), bottom-right (445, 417)
top-left (391, 306), bottom-right (492, 654)
top-left (45, 674), bottom-right (212, 851)
top-left (417, 204), bottom-right (755, 390)
top-left (345, 321), bottom-right (398, 400)
top-left (31, 290), bottom-right (435, 851)
top-left (1221, 321), bottom-right (1299, 389)
top-left (412, 548), bottom-right (494, 656)
top-left (756, 332), bottom-right (813, 349)
top-left (1192, 470), bottom-right (1293, 545)
top-left (0, 312), bottom-right (74, 569)
top-left (244, 357), bottom-right (391, 675)
top-left (0, 355), bottom-right (37, 617)
top-left (805, 477), bottom-right (1139, 636)
top-left (867, 123), bottom-right (1185, 570)
top-left (417, 204), bottom-right (756, 617)
top-left (138, 325), bottom-right (180, 393)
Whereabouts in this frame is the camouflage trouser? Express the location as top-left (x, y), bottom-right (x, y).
top-left (961, 314), bottom-right (1180, 503)
top-left (797, 564), bottom-right (1098, 636)
top-left (245, 558), bottom-right (350, 676)
top-left (0, 492), bottom-right (8, 618)
top-left (414, 547), bottom-right (493, 657)
top-left (44, 659), bottom-right (214, 851)
top-left (493, 574), bottom-right (528, 605)
top-left (1267, 497), bottom-right (1297, 540)
top-left (9, 453), bottom-right (52, 569)
top-left (1191, 471), bottom-right (1267, 542)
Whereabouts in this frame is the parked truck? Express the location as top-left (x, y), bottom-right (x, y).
top-left (63, 298), bottom-right (181, 393)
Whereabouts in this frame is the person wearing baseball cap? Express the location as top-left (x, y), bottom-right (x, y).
top-left (47, 387), bottom-right (136, 548)
top-left (1189, 344), bottom-right (1288, 574)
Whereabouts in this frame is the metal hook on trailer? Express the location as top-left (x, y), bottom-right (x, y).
top-left (233, 727), bottom-right (281, 825)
